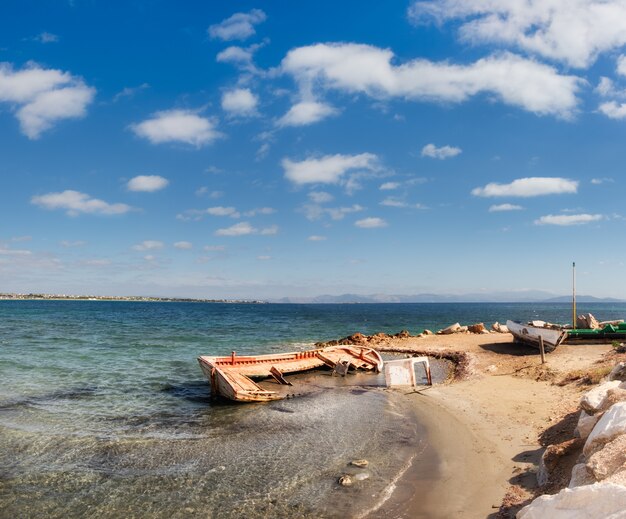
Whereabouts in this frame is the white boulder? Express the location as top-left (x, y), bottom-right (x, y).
top-left (437, 323), bottom-right (461, 335)
top-left (516, 482), bottom-right (626, 518)
top-left (584, 402), bottom-right (626, 457)
top-left (580, 381), bottom-right (622, 414)
top-left (587, 434), bottom-right (626, 482)
top-left (568, 463), bottom-right (595, 488)
top-left (575, 410), bottom-right (601, 440)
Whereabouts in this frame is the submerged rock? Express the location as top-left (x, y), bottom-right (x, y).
top-left (353, 472), bottom-right (370, 481)
top-left (338, 475), bottom-right (353, 487)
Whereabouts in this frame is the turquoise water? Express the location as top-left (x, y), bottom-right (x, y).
top-left (1, 301), bottom-right (624, 518)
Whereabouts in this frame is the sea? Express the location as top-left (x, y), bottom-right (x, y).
top-left (1, 300), bottom-right (624, 518)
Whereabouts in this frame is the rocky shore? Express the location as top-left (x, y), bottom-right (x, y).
top-left (318, 325), bottom-right (626, 518)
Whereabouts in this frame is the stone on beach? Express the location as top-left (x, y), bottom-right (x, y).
top-left (609, 362), bottom-right (626, 382)
top-left (568, 463), bottom-right (595, 488)
top-left (491, 321), bottom-right (509, 333)
top-left (575, 410), bottom-right (600, 440)
top-left (586, 434), bottom-right (626, 482)
top-left (468, 323), bottom-right (486, 334)
top-left (576, 313), bottom-right (600, 330)
top-left (584, 402), bottom-right (626, 457)
top-left (579, 380), bottom-right (623, 414)
top-left (437, 323), bottom-right (462, 335)
top-left (538, 438), bottom-right (584, 486)
top-left (516, 482), bottom-right (626, 519)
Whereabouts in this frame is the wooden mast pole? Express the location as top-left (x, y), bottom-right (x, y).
top-left (572, 261), bottom-right (577, 330)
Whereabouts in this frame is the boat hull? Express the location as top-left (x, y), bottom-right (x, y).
top-left (198, 345), bottom-right (383, 403)
top-left (506, 320), bottom-right (566, 352)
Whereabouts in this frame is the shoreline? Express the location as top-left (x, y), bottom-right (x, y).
top-left (366, 333), bottom-right (616, 518)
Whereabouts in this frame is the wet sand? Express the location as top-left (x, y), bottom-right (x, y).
top-left (371, 334), bottom-right (614, 518)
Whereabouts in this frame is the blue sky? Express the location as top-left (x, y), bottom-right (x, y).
top-left (2, 1), bottom-right (626, 299)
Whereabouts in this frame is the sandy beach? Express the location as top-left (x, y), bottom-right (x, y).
top-left (364, 333), bottom-right (619, 518)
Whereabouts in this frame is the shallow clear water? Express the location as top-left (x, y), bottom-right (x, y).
top-left (1, 301), bottom-right (624, 517)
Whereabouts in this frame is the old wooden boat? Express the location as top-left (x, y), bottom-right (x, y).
top-left (506, 320), bottom-right (567, 352)
top-left (198, 346), bottom-right (384, 403)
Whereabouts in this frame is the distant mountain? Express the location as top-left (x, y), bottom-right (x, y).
top-left (270, 290), bottom-right (610, 304)
top-left (543, 295), bottom-right (626, 303)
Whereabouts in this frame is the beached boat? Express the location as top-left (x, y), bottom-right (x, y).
top-left (567, 322), bottom-right (626, 342)
top-left (198, 346), bottom-right (384, 403)
top-left (506, 320), bottom-right (567, 352)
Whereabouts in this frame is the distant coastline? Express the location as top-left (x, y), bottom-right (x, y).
top-left (0, 293), bottom-right (266, 304)
top-left (1, 292), bottom-right (624, 304)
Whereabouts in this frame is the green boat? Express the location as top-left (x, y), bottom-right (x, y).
top-left (567, 322), bottom-right (626, 342)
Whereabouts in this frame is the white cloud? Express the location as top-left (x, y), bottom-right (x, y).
top-left (281, 43), bottom-right (582, 118)
top-left (127, 175), bottom-right (169, 192)
top-left (277, 101), bottom-right (338, 127)
top-left (618, 55), bottom-right (626, 77)
top-left (179, 205), bottom-right (274, 221)
top-left (131, 109), bottom-right (222, 147)
top-left (591, 177), bottom-right (614, 184)
top-left (472, 177), bottom-right (579, 197)
top-left (207, 206), bottom-right (240, 217)
top-left (174, 241), bottom-right (193, 250)
top-left (534, 213), bottom-right (603, 226)
top-left (208, 9), bottom-right (266, 41)
top-left (488, 203), bottom-right (523, 212)
top-left (216, 43), bottom-right (265, 74)
top-left (257, 255), bottom-right (272, 260)
top-left (308, 235), bottom-right (327, 241)
top-left (33, 32), bottom-right (59, 44)
top-left (221, 88), bottom-right (258, 116)
top-left (60, 240), bottom-right (86, 247)
top-left (282, 153), bottom-right (378, 185)
top-left (204, 245), bottom-right (226, 252)
top-left (302, 204), bottom-right (364, 221)
top-left (113, 83), bottom-right (150, 102)
top-left (421, 143), bottom-right (462, 159)
top-left (260, 225), bottom-right (279, 235)
top-left (132, 240), bottom-right (164, 251)
top-left (215, 222), bottom-right (255, 236)
top-left (217, 46), bottom-right (255, 65)
top-left (380, 182), bottom-right (400, 190)
top-left (244, 207), bottom-right (276, 217)
top-left (31, 190), bottom-right (132, 216)
top-left (355, 217), bottom-right (387, 228)
top-left (380, 197), bottom-right (407, 208)
top-left (0, 63), bottom-right (95, 139)
top-left (0, 246), bottom-right (32, 256)
top-left (213, 222), bottom-right (278, 237)
top-left (408, 0), bottom-right (626, 69)
top-left (599, 101), bottom-right (626, 119)
top-left (81, 258), bottom-right (111, 267)
top-left (308, 191), bottom-right (334, 203)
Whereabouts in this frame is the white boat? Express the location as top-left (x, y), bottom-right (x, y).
top-left (506, 320), bottom-right (567, 352)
